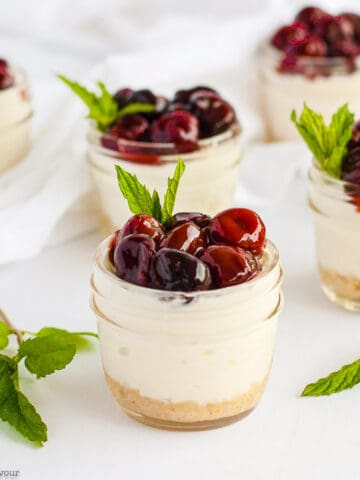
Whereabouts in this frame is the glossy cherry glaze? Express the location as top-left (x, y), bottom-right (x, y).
top-left (114, 234), bottom-right (155, 287)
top-left (210, 208), bottom-right (266, 254)
top-left (169, 212), bottom-right (212, 229)
top-left (151, 248), bottom-right (211, 291)
top-left (161, 222), bottom-right (207, 255)
top-left (200, 245), bottom-right (258, 288)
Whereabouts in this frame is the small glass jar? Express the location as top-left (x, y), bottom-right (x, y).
top-left (259, 45), bottom-right (360, 141)
top-left (86, 123), bottom-right (242, 233)
top-left (309, 160), bottom-right (360, 310)
top-left (0, 68), bottom-right (32, 174)
top-left (90, 236), bottom-right (283, 431)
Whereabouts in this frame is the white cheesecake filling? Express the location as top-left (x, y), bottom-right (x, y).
top-left (87, 127), bottom-right (242, 231)
top-left (259, 47), bottom-right (360, 141)
top-left (91, 238), bottom-right (282, 404)
top-left (309, 165), bottom-right (360, 279)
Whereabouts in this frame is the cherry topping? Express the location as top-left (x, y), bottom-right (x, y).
top-left (119, 214), bottom-right (164, 243)
top-left (113, 88), bottom-right (133, 108)
top-left (114, 234), bottom-right (155, 287)
top-left (0, 59), bottom-right (13, 90)
top-left (288, 35), bottom-right (327, 57)
top-left (271, 22), bottom-right (308, 50)
top-left (161, 222), bottom-right (207, 255)
top-left (200, 245), bottom-right (258, 288)
top-left (191, 96), bottom-right (236, 137)
top-left (151, 111), bottom-right (199, 152)
top-left (173, 86), bottom-right (218, 104)
top-left (128, 89), bottom-right (157, 105)
top-left (210, 208), bottom-right (266, 254)
top-left (105, 115), bottom-right (149, 141)
top-left (295, 7), bottom-right (329, 31)
top-left (169, 212), bottom-right (212, 229)
top-left (151, 248), bottom-right (211, 291)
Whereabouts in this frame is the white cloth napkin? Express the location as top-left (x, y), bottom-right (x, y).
top-left (0, 0), bottom-right (354, 264)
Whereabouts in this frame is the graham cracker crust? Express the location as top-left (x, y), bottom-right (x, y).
top-left (105, 371), bottom-right (268, 425)
top-left (320, 267), bottom-right (360, 302)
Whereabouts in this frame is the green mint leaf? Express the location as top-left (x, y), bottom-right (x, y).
top-left (0, 321), bottom-right (11, 350)
top-left (118, 102), bottom-right (155, 117)
top-left (291, 103), bottom-right (354, 179)
top-left (0, 355), bottom-right (47, 445)
top-left (115, 165), bottom-right (155, 217)
top-left (151, 190), bottom-right (162, 220)
top-left (57, 75), bottom-right (118, 131)
top-left (161, 158), bottom-right (186, 226)
top-left (302, 358), bottom-right (360, 397)
top-left (37, 327), bottom-right (96, 351)
top-left (18, 334), bottom-right (77, 379)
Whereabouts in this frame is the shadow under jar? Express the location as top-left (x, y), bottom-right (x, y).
top-left (309, 160), bottom-right (360, 311)
top-left (90, 236), bottom-right (283, 431)
top-left (87, 123), bottom-right (242, 233)
top-left (0, 68), bottom-right (32, 174)
top-left (259, 46), bottom-right (360, 141)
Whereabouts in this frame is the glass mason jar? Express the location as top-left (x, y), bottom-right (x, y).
top-left (259, 45), bottom-right (360, 141)
top-left (0, 68), bottom-right (32, 174)
top-left (86, 123), bottom-right (242, 233)
top-left (309, 160), bottom-right (360, 311)
top-left (90, 236), bottom-right (283, 431)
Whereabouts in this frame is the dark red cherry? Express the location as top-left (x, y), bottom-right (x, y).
top-left (128, 89), bottom-right (157, 105)
top-left (106, 115), bottom-right (149, 141)
top-left (191, 96), bottom-right (236, 137)
top-left (113, 88), bottom-right (133, 108)
top-left (287, 35), bottom-right (327, 56)
top-left (151, 248), bottom-right (211, 291)
top-left (169, 212), bottom-right (212, 229)
top-left (313, 15), bottom-right (350, 47)
top-left (151, 111), bottom-right (199, 152)
top-left (328, 38), bottom-right (358, 57)
top-left (271, 22), bottom-right (308, 51)
top-left (0, 59), bottom-right (13, 90)
top-left (108, 230), bottom-right (122, 264)
top-left (114, 234), bottom-right (155, 287)
top-left (167, 101), bottom-right (190, 113)
top-left (161, 222), bottom-right (207, 255)
top-left (348, 121), bottom-right (360, 150)
top-left (200, 245), bottom-right (258, 288)
top-left (341, 13), bottom-right (360, 40)
top-left (119, 214), bottom-right (164, 243)
top-left (173, 86), bottom-right (218, 104)
top-left (210, 208), bottom-right (266, 254)
top-left (295, 7), bottom-right (329, 31)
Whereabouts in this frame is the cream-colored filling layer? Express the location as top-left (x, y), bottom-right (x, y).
top-left (87, 134), bottom-right (242, 232)
top-left (260, 63), bottom-right (360, 141)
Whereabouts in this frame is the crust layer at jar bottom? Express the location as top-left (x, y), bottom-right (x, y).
top-left (104, 371), bottom-right (269, 430)
top-left (320, 266), bottom-right (360, 311)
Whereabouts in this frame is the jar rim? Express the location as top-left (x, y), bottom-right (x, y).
top-left (309, 158), bottom-right (360, 190)
top-left (93, 235), bottom-right (281, 300)
top-left (87, 121), bottom-right (242, 162)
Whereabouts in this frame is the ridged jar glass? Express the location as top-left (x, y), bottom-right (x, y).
top-left (86, 123), bottom-right (242, 233)
top-left (90, 236), bottom-right (283, 431)
top-left (309, 160), bottom-right (360, 310)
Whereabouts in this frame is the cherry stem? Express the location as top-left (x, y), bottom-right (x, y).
top-left (0, 309), bottom-right (23, 346)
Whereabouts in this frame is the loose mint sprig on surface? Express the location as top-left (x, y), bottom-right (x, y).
top-left (58, 75), bottom-right (155, 131)
top-left (291, 103), bottom-right (354, 179)
top-left (302, 357), bottom-right (360, 397)
top-left (0, 309), bottom-right (98, 446)
top-left (115, 157), bottom-right (186, 227)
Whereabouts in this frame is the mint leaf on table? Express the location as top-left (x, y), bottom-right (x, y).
top-left (0, 321), bottom-right (11, 350)
top-left (291, 103), bottom-right (354, 179)
top-left (161, 158), bottom-right (186, 225)
top-left (115, 158), bottom-right (186, 225)
top-left (302, 357), bottom-right (360, 397)
top-left (0, 355), bottom-right (47, 445)
top-left (18, 334), bottom-right (77, 379)
top-left (36, 327), bottom-right (96, 351)
top-left (58, 75), bottom-right (155, 131)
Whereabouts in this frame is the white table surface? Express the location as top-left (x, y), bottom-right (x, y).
top-left (1, 175), bottom-right (360, 480)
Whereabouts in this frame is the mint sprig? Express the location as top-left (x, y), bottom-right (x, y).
top-left (115, 157), bottom-right (186, 226)
top-left (0, 309), bottom-right (98, 446)
top-left (291, 103), bottom-right (354, 178)
top-left (302, 357), bottom-right (360, 397)
top-left (58, 75), bottom-right (155, 131)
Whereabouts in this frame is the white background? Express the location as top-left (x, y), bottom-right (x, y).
top-left (1, 1), bottom-right (360, 478)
